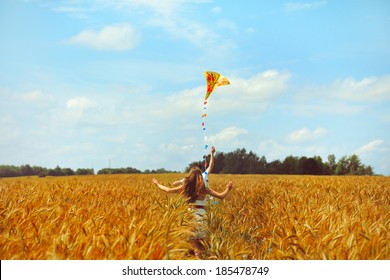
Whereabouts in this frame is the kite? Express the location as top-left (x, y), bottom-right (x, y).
top-left (202, 71), bottom-right (230, 169)
top-left (204, 71), bottom-right (230, 100)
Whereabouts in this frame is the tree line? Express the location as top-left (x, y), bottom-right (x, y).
top-left (0, 165), bottom-right (177, 178)
top-left (187, 148), bottom-right (374, 175)
top-left (0, 148), bottom-right (374, 178)
top-left (0, 165), bottom-right (95, 178)
top-left (97, 167), bottom-right (176, 174)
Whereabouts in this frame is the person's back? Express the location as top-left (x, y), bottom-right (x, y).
top-left (151, 147), bottom-right (233, 257)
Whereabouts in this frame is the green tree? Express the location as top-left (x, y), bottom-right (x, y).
top-left (0, 165), bottom-right (21, 177)
top-left (298, 157), bottom-right (321, 175)
top-left (336, 156), bottom-right (349, 175)
top-left (76, 168), bottom-right (94, 175)
top-left (213, 152), bottom-right (225, 173)
top-left (325, 154), bottom-right (337, 174)
top-left (267, 160), bottom-right (282, 174)
top-left (21, 164), bottom-right (34, 176)
top-left (361, 165), bottom-right (374, 175)
top-left (258, 156), bottom-right (267, 174)
top-left (283, 155), bottom-right (299, 174)
top-left (247, 151), bottom-right (260, 174)
top-left (347, 154), bottom-right (361, 175)
top-left (222, 148), bottom-right (246, 173)
top-left (63, 168), bottom-right (75, 176)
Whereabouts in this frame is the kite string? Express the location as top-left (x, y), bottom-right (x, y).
top-left (202, 99), bottom-right (208, 171)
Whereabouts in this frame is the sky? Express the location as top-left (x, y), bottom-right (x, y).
top-left (0, 0), bottom-right (389, 175)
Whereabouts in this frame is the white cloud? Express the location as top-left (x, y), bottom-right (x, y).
top-left (230, 70), bottom-right (290, 100)
top-left (256, 139), bottom-right (330, 164)
top-left (150, 15), bottom-right (233, 55)
top-left (165, 86), bottom-right (203, 116)
top-left (354, 140), bottom-right (390, 175)
top-left (284, 1), bottom-right (327, 12)
top-left (257, 140), bottom-right (294, 161)
top-left (19, 90), bottom-right (45, 102)
top-left (298, 75), bottom-right (390, 103)
top-left (292, 101), bottom-right (366, 117)
top-left (208, 126), bottom-right (248, 145)
top-left (355, 139), bottom-right (385, 155)
top-left (159, 142), bottom-right (197, 155)
top-left (162, 70), bottom-right (291, 119)
top-left (67, 97), bottom-right (96, 110)
top-left (287, 127), bottom-right (328, 142)
top-left (15, 89), bottom-right (56, 108)
top-left (331, 76), bottom-right (390, 102)
top-left (210, 70), bottom-right (291, 113)
top-left (56, 0), bottom-right (234, 55)
top-left (119, 0), bottom-right (236, 56)
top-left (292, 74), bottom-right (390, 116)
top-left (68, 23), bottom-right (139, 51)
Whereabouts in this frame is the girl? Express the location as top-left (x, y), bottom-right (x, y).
top-left (151, 147), bottom-right (233, 257)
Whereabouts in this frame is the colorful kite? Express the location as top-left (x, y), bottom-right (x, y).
top-left (202, 71), bottom-right (230, 169)
top-left (204, 71), bottom-right (230, 100)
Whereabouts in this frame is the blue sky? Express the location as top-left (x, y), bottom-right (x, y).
top-left (0, 0), bottom-right (389, 174)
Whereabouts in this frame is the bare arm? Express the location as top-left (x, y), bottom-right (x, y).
top-left (206, 181), bottom-right (233, 199)
top-left (171, 179), bottom-right (184, 187)
top-left (152, 178), bottom-right (183, 194)
top-left (205, 146), bottom-right (216, 174)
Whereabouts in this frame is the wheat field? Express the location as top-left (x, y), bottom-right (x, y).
top-left (0, 174), bottom-right (389, 260)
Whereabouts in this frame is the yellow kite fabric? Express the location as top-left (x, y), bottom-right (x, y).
top-left (204, 71), bottom-right (230, 100)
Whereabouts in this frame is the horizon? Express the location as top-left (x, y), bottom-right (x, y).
top-left (0, 149), bottom-right (379, 176)
top-left (1, 1), bottom-right (389, 175)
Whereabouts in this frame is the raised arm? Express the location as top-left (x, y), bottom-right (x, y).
top-left (206, 181), bottom-right (233, 199)
top-left (152, 178), bottom-right (183, 194)
top-left (205, 146), bottom-right (216, 174)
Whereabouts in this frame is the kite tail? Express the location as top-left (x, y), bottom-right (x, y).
top-left (202, 99), bottom-right (209, 171)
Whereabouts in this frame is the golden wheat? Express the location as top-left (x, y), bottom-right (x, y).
top-left (0, 174), bottom-right (389, 260)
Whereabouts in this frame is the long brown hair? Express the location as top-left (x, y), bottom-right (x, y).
top-left (183, 167), bottom-right (205, 203)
